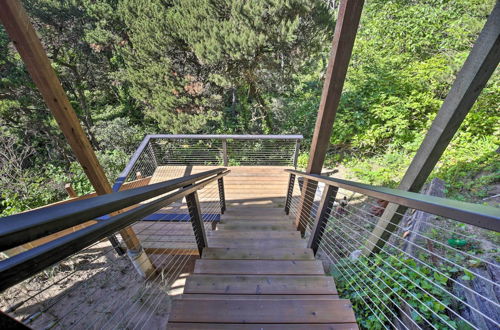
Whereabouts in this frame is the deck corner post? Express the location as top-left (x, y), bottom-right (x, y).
top-left (284, 173), bottom-right (296, 215)
top-left (186, 190), bottom-right (208, 255)
top-left (222, 139), bottom-right (228, 166)
top-left (218, 177), bottom-right (226, 214)
top-left (293, 140), bottom-right (300, 168)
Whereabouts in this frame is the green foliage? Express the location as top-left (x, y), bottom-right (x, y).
top-left (334, 254), bottom-right (457, 329)
top-left (0, 0), bottom-right (497, 215)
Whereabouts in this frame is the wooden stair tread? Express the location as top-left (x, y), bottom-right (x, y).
top-left (221, 217), bottom-right (291, 222)
top-left (221, 218), bottom-right (293, 226)
top-left (169, 298), bottom-right (356, 323)
top-left (184, 274), bottom-right (337, 294)
top-left (209, 231), bottom-right (300, 239)
top-left (202, 248), bottom-right (315, 260)
top-left (208, 238), bottom-right (306, 248)
top-left (181, 294), bottom-right (339, 300)
top-left (194, 260), bottom-right (324, 275)
top-left (217, 223), bottom-right (295, 231)
top-left (168, 323), bottom-right (358, 329)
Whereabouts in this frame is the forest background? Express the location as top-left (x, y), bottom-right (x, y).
top-left (0, 0), bottom-right (498, 216)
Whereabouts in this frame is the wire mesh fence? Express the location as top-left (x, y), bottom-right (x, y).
top-left (288, 173), bottom-right (500, 330)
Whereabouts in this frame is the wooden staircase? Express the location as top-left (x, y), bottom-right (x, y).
top-left (167, 205), bottom-right (358, 329)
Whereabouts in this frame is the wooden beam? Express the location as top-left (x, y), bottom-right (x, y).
top-left (306, 0), bottom-right (365, 174)
top-left (0, 0), bottom-right (151, 270)
top-left (296, 0), bottom-right (364, 232)
top-left (364, 2), bottom-right (500, 255)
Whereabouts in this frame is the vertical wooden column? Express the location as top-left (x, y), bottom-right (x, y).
top-left (364, 2), bottom-right (500, 255)
top-left (296, 0), bottom-right (365, 232)
top-left (0, 0), bottom-right (153, 274)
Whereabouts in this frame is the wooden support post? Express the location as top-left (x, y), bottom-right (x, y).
top-left (64, 183), bottom-right (77, 198)
top-left (308, 185), bottom-right (338, 255)
top-left (222, 139), bottom-right (228, 166)
top-left (0, 0), bottom-right (153, 275)
top-left (296, 0), bottom-right (364, 231)
top-left (186, 191), bottom-right (208, 255)
top-left (364, 2), bottom-right (500, 256)
top-left (217, 177), bottom-right (226, 214)
top-left (284, 173), bottom-right (296, 215)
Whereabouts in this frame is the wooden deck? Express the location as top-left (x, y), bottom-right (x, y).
top-left (133, 166), bottom-right (300, 254)
top-left (167, 205), bottom-right (358, 328)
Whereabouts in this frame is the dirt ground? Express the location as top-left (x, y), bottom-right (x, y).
top-left (0, 241), bottom-right (197, 329)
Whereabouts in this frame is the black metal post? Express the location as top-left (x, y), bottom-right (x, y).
top-left (308, 184), bottom-right (338, 255)
top-left (186, 191), bottom-right (208, 256)
top-left (284, 173), bottom-right (295, 215)
top-left (218, 177), bottom-right (226, 214)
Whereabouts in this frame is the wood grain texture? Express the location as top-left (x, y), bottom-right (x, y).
top-left (202, 248), bottom-right (315, 260)
top-left (194, 260), bottom-right (325, 275)
top-left (169, 299), bottom-right (356, 323)
top-left (207, 238), bottom-right (306, 248)
top-left (168, 323), bottom-right (358, 329)
top-left (184, 274), bottom-right (337, 294)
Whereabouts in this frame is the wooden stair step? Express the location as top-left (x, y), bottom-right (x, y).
top-left (217, 223), bottom-right (295, 231)
top-left (208, 238), bottom-right (305, 248)
top-left (209, 231), bottom-right (300, 239)
top-left (221, 216), bottom-right (291, 222)
top-left (194, 260), bottom-right (325, 275)
top-left (202, 248), bottom-right (314, 260)
top-left (169, 298), bottom-right (356, 323)
top-left (181, 294), bottom-right (339, 300)
top-left (223, 207), bottom-right (286, 216)
top-left (168, 324), bottom-right (358, 330)
top-left (184, 275), bottom-right (337, 295)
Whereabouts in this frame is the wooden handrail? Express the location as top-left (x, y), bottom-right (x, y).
top-left (0, 168), bottom-right (226, 251)
top-left (285, 169), bottom-right (500, 232)
top-left (0, 169), bottom-right (229, 291)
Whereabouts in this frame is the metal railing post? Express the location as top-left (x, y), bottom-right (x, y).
top-left (218, 177), bottom-right (226, 214)
top-left (186, 190), bottom-right (208, 255)
top-left (222, 139), bottom-right (228, 166)
top-left (147, 140), bottom-right (159, 168)
top-left (293, 139), bottom-right (300, 168)
top-left (284, 173), bottom-right (295, 215)
top-left (308, 185), bottom-right (338, 255)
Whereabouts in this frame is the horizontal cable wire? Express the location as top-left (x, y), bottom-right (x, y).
top-left (332, 191), bottom-right (500, 290)
top-left (320, 224), bottom-right (461, 329)
top-left (319, 202), bottom-right (497, 326)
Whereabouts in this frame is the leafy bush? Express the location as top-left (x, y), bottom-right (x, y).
top-left (333, 254), bottom-right (460, 329)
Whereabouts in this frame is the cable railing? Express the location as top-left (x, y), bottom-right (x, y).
top-left (0, 168), bottom-right (228, 329)
top-left (285, 169), bottom-right (500, 330)
top-left (113, 134), bottom-right (302, 193)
